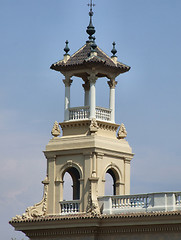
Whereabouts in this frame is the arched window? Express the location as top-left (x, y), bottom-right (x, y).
top-left (105, 168), bottom-right (119, 196)
top-left (63, 172), bottom-right (73, 200)
top-left (63, 167), bottom-right (80, 200)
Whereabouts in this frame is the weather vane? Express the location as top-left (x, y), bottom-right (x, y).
top-left (88, 0), bottom-right (95, 12)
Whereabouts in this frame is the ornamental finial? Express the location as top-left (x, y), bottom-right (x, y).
top-left (111, 42), bottom-right (117, 57)
top-left (86, 0), bottom-right (96, 43)
top-left (88, 0), bottom-right (95, 12)
top-left (64, 40), bottom-right (70, 55)
top-left (91, 36), bottom-right (97, 52)
top-left (117, 123), bottom-right (127, 139)
top-left (51, 121), bottom-right (61, 138)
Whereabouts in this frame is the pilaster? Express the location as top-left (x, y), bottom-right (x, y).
top-left (124, 157), bottom-right (131, 195)
top-left (54, 178), bottom-right (64, 214)
top-left (47, 155), bottom-right (56, 214)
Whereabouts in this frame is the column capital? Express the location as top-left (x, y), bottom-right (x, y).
top-left (96, 152), bottom-right (104, 159)
top-left (82, 81), bottom-right (90, 91)
top-left (88, 73), bottom-right (98, 84)
top-left (107, 79), bottom-right (117, 89)
top-left (63, 78), bottom-right (73, 87)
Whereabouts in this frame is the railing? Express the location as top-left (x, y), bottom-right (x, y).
top-left (98, 192), bottom-right (181, 214)
top-left (60, 200), bottom-right (80, 214)
top-left (96, 107), bottom-right (111, 121)
top-left (69, 106), bottom-right (111, 122)
top-left (176, 192), bottom-right (181, 206)
top-left (69, 106), bottom-right (90, 120)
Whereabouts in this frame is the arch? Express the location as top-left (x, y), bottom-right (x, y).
top-left (63, 167), bottom-right (80, 200)
top-left (103, 163), bottom-right (123, 196)
top-left (59, 161), bottom-right (83, 181)
top-left (59, 161), bottom-right (83, 200)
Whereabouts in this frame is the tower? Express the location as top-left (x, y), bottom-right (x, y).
top-left (49, 4), bottom-right (133, 216)
top-left (45, 4), bottom-right (133, 215)
top-left (10, 3), bottom-right (181, 240)
top-left (10, 0), bottom-right (133, 221)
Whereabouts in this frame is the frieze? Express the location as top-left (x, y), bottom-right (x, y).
top-left (25, 223), bottom-right (181, 238)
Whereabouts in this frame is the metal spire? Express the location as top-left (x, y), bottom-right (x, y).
top-left (88, 0), bottom-right (95, 12)
top-left (86, 0), bottom-right (96, 43)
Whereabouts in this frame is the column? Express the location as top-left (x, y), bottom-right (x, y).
top-left (63, 77), bottom-right (73, 121)
top-left (107, 79), bottom-right (117, 123)
top-left (88, 73), bottom-right (98, 119)
top-left (82, 81), bottom-right (90, 106)
top-left (124, 158), bottom-right (131, 195)
top-left (46, 155), bottom-right (56, 214)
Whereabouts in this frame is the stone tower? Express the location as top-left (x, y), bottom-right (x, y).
top-left (10, 3), bottom-right (135, 239)
top-left (10, 3), bottom-right (181, 240)
top-left (45, 5), bottom-right (133, 215)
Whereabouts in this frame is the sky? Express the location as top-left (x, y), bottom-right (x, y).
top-left (1, 0), bottom-right (181, 239)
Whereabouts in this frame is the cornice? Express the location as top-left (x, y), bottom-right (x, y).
top-left (23, 223), bottom-right (181, 238)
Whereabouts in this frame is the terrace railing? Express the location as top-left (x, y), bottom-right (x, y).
top-left (98, 192), bottom-right (181, 214)
top-left (69, 106), bottom-right (111, 122)
top-left (60, 200), bottom-right (80, 214)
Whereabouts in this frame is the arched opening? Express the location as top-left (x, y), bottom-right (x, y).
top-left (63, 167), bottom-right (80, 200)
top-left (105, 168), bottom-right (119, 196)
top-left (63, 172), bottom-right (73, 200)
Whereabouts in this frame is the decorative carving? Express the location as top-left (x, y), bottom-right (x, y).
top-left (107, 79), bottom-right (117, 89)
top-left (117, 123), bottom-right (127, 139)
top-left (67, 160), bottom-right (73, 167)
top-left (82, 81), bottom-right (90, 91)
top-left (11, 184), bottom-right (48, 221)
top-left (89, 118), bottom-right (99, 134)
top-left (86, 184), bottom-right (100, 217)
top-left (87, 73), bottom-right (98, 84)
top-left (51, 121), bottom-right (61, 138)
top-left (63, 78), bottom-right (73, 87)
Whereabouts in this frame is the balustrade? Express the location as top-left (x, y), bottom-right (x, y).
top-left (60, 200), bottom-right (80, 214)
top-left (176, 193), bottom-right (181, 206)
top-left (96, 107), bottom-right (111, 121)
top-left (98, 192), bottom-right (181, 214)
top-left (68, 106), bottom-right (112, 122)
top-left (69, 106), bottom-right (90, 120)
top-left (112, 194), bottom-right (149, 209)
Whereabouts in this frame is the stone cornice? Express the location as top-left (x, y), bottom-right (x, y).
top-left (10, 211), bottom-right (181, 224)
top-left (25, 224), bottom-right (181, 238)
top-left (10, 213), bottom-right (181, 237)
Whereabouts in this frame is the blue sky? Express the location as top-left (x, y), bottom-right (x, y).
top-left (1, 0), bottom-right (181, 239)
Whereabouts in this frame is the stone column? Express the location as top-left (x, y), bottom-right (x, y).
top-left (46, 155), bottom-right (56, 214)
top-left (88, 74), bottom-right (98, 119)
top-left (63, 77), bottom-right (73, 121)
top-left (107, 79), bottom-right (117, 123)
top-left (82, 81), bottom-right (90, 106)
top-left (55, 179), bottom-right (63, 213)
top-left (83, 152), bottom-right (92, 212)
top-left (124, 158), bottom-right (131, 195)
